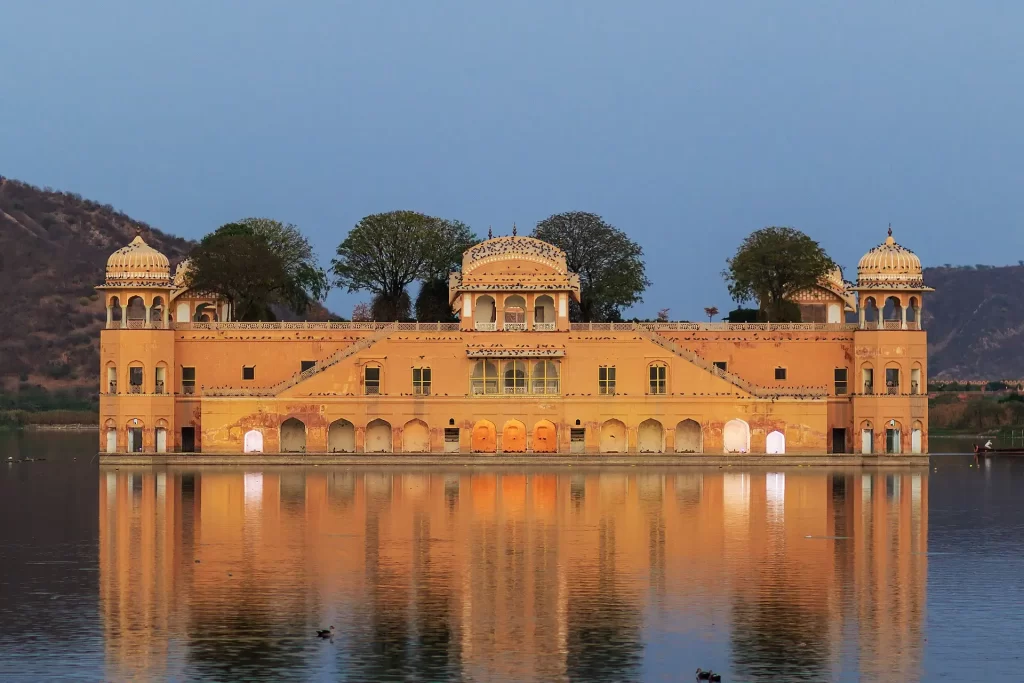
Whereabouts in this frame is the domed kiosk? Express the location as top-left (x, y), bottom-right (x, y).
top-left (99, 232), bottom-right (174, 329)
top-left (852, 227), bottom-right (932, 330)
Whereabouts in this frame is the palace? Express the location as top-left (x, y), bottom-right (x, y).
top-left (97, 229), bottom-right (930, 456)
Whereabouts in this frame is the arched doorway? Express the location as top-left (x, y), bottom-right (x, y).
top-left (827, 303), bottom-right (841, 324)
top-left (403, 419), bottom-right (430, 453)
top-left (471, 420), bottom-right (496, 453)
top-left (126, 420), bottom-right (144, 453)
top-left (723, 419), bottom-right (750, 454)
top-left (600, 419), bottom-right (627, 453)
top-left (280, 418), bottom-right (306, 452)
top-left (109, 296), bottom-right (122, 327)
top-left (327, 419), bottom-right (355, 453)
top-left (675, 419), bottom-right (702, 453)
top-left (474, 295), bottom-right (496, 330)
top-left (502, 419), bottom-right (526, 453)
top-left (638, 419), bottom-right (664, 453)
top-left (151, 296), bottom-right (165, 326)
top-left (534, 295), bottom-right (555, 328)
top-left (532, 420), bottom-right (557, 453)
top-left (175, 302), bottom-right (190, 323)
top-left (126, 296), bottom-right (146, 324)
top-left (244, 429), bottom-right (264, 453)
top-left (911, 420), bottom-right (923, 454)
top-left (105, 419), bottom-right (117, 453)
top-left (366, 419), bottom-right (393, 453)
top-left (766, 430), bottom-right (786, 454)
top-left (155, 420), bottom-right (168, 453)
top-left (503, 294), bottom-right (526, 330)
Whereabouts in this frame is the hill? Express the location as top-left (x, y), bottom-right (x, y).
top-left (924, 264), bottom-right (1024, 380)
top-left (0, 177), bottom-right (334, 410)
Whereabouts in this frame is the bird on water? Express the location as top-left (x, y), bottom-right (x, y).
top-left (696, 669), bottom-right (721, 681)
top-left (316, 626), bottom-right (334, 638)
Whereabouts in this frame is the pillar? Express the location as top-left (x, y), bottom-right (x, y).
top-left (163, 304), bottom-right (169, 326)
top-left (900, 303), bottom-right (907, 330)
top-left (858, 305), bottom-right (865, 329)
top-left (106, 305), bottom-right (112, 328)
top-left (145, 305), bottom-right (152, 326)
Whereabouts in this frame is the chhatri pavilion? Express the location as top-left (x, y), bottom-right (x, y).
top-left (97, 229), bottom-right (930, 455)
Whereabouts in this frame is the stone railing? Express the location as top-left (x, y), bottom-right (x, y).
top-left (174, 321), bottom-right (456, 332)
top-left (474, 322), bottom-right (497, 332)
top-left (503, 322), bottom-right (527, 332)
top-left (534, 322), bottom-right (556, 331)
top-left (630, 322), bottom-right (859, 332)
top-left (116, 320), bottom-right (170, 330)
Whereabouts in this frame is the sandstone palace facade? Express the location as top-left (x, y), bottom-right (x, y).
top-left (97, 230), bottom-right (930, 456)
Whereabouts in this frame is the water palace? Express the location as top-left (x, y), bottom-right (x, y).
top-left (97, 229), bottom-right (929, 456)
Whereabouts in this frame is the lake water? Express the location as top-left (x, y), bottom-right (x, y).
top-left (1, 432), bottom-right (1022, 682)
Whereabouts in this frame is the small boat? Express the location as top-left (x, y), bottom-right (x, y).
top-left (973, 444), bottom-right (1024, 456)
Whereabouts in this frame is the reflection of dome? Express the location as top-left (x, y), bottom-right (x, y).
top-left (106, 234), bottom-right (171, 282)
top-left (857, 228), bottom-right (923, 287)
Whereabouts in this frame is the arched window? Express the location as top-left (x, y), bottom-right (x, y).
top-left (366, 419), bottom-right (393, 453)
top-left (328, 419), bottom-right (355, 452)
top-left (504, 295), bottom-right (526, 331)
top-left (766, 430), bottom-right (785, 454)
top-left (885, 363), bottom-right (902, 395)
top-left (474, 295), bottom-right (496, 331)
top-left (862, 296), bottom-right (879, 329)
top-left (648, 362), bottom-right (667, 395)
top-left (128, 362), bottom-right (144, 394)
top-left (194, 303), bottom-right (217, 323)
top-left (638, 419), bottom-right (664, 453)
top-left (911, 363), bottom-right (922, 395)
top-left (534, 295), bottom-right (555, 328)
top-left (154, 362), bottom-right (167, 395)
top-left (531, 360), bottom-right (560, 394)
top-left (675, 419), bottom-right (702, 453)
top-left (106, 362), bottom-right (117, 394)
top-left (108, 296), bottom-right (123, 328)
top-left (503, 360), bottom-right (527, 394)
top-left (244, 429), bottom-right (264, 453)
top-left (403, 419), bottom-right (430, 453)
top-left (126, 296), bottom-right (146, 326)
top-left (883, 296), bottom-right (903, 328)
top-left (861, 363), bottom-right (874, 395)
top-left (470, 361), bottom-right (498, 395)
top-left (599, 419), bottom-right (627, 454)
top-left (151, 296), bottom-right (165, 327)
top-left (280, 418), bottom-right (306, 452)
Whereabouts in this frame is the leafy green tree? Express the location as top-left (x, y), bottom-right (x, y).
top-left (184, 219), bottom-right (328, 321)
top-left (416, 218), bottom-right (476, 322)
top-left (532, 212), bottom-right (650, 322)
top-left (724, 226), bottom-right (835, 322)
top-left (332, 212), bottom-right (476, 321)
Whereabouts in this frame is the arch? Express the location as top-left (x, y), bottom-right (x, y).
top-left (911, 420), bottom-right (923, 454)
top-left (827, 303), bottom-right (842, 324)
top-left (910, 362), bottom-right (923, 395)
top-left (175, 302), bottom-right (190, 323)
top-left (723, 419), bottom-right (750, 454)
top-left (403, 419), bottom-right (430, 453)
top-left (502, 419), bottom-right (527, 453)
top-left (534, 294), bottom-right (555, 324)
top-left (126, 296), bottom-right (146, 321)
top-left (600, 419), bottom-right (627, 453)
top-left (504, 294), bottom-right (526, 329)
top-left (109, 296), bottom-right (123, 324)
top-left (766, 430), bottom-right (786, 454)
top-left (327, 419), bottom-right (355, 453)
top-left (105, 420), bottom-right (118, 453)
top-left (882, 296), bottom-right (903, 323)
top-left (471, 420), bottom-right (496, 453)
top-left (885, 419), bottom-right (903, 454)
top-left (862, 296), bottom-right (879, 326)
top-left (244, 429), bottom-right (264, 453)
top-left (280, 418), bottom-right (306, 452)
top-left (105, 362), bottom-right (118, 394)
top-left (860, 362), bottom-right (875, 395)
top-left (907, 296), bottom-right (920, 325)
top-left (638, 419), bottom-right (664, 453)
top-left (532, 420), bottom-right (557, 453)
top-left (474, 295), bottom-right (496, 328)
top-left (151, 296), bottom-right (165, 325)
top-left (884, 362), bottom-right (902, 395)
top-left (127, 361), bottom-right (145, 394)
top-left (675, 419), bottom-right (702, 453)
top-left (126, 418), bottom-right (145, 453)
top-left (194, 303), bottom-right (217, 322)
top-left (155, 426), bottom-right (167, 453)
top-left (860, 420), bottom-right (875, 454)
top-left (365, 419), bottom-right (393, 453)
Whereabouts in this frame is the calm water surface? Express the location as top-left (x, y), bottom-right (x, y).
top-left (1, 432), bottom-right (1022, 682)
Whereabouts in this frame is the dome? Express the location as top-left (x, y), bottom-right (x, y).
top-left (824, 266), bottom-right (845, 288)
top-left (856, 228), bottom-right (923, 288)
top-left (105, 234), bottom-right (171, 283)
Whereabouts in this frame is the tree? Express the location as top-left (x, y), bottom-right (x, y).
top-left (704, 306), bottom-right (719, 322)
top-left (351, 302), bottom-right (373, 322)
top-left (184, 220), bottom-right (328, 321)
top-left (723, 227), bottom-right (835, 322)
top-left (416, 218), bottom-right (476, 322)
top-left (532, 212), bottom-right (649, 322)
top-left (657, 308), bottom-right (670, 322)
top-left (332, 212), bottom-right (476, 321)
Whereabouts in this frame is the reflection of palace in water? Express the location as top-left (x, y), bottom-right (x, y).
top-left (99, 467), bottom-right (927, 681)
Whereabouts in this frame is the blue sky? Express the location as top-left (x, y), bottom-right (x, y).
top-left (2, 1), bottom-right (1022, 318)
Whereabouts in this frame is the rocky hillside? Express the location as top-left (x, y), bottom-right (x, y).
top-left (0, 178), bottom-right (193, 400)
top-left (924, 264), bottom-right (1024, 380)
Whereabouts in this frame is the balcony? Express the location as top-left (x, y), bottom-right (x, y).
top-left (155, 382), bottom-right (165, 395)
top-left (475, 322), bottom-right (497, 332)
top-left (503, 322), bottom-right (527, 332)
top-left (107, 381), bottom-right (117, 395)
top-left (128, 384), bottom-right (143, 394)
top-left (182, 385), bottom-right (196, 395)
top-left (863, 382), bottom-right (873, 395)
top-left (887, 385), bottom-right (899, 395)
top-left (364, 385), bottom-right (380, 395)
top-left (534, 322), bottom-right (556, 331)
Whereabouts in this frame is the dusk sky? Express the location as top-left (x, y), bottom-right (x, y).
top-left (3, 1), bottom-right (1022, 318)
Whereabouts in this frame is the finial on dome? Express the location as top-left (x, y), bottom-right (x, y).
top-left (488, 226), bottom-right (493, 239)
top-left (135, 226), bottom-right (142, 237)
top-left (887, 223), bottom-right (892, 237)
top-left (512, 223), bottom-right (517, 237)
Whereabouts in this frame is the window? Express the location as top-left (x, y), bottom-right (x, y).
top-left (154, 366), bottom-right (166, 394)
top-left (129, 366), bottom-right (143, 394)
top-left (649, 364), bottom-right (667, 395)
top-left (599, 366), bottom-right (616, 395)
top-left (713, 361), bottom-right (728, 372)
top-left (301, 360), bottom-right (316, 373)
top-left (182, 367), bottom-right (196, 395)
top-left (834, 368), bottom-right (848, 395)
top-left (471, 361), bottom-right (499, 395)
top-left (413, 367), bottom-right (431, 396)
top-left (885, 368), bottom-right (900, 395)
top-left (107, 366), bottom-right (117, 394)
top-left (774, 367), bottom-right (787, 381)
top-left (364, 366), bottom-right (381, 395)
top-left (242, 366), bottom-right (255, 381)
top-left (503, 360), bottom-right (527, 394)
top-left (531, 360), bottom-right (560, 394)
top-left (862, 367), bottom-right (874, 395)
